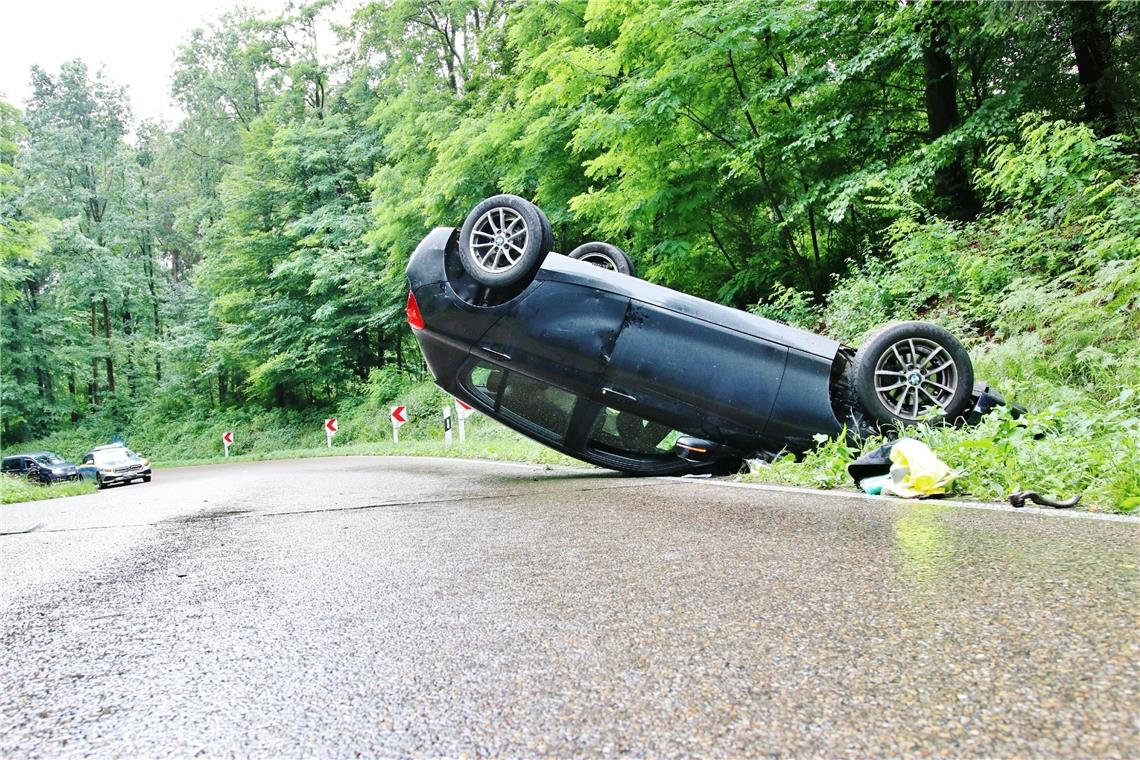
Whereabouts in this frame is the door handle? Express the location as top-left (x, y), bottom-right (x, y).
top-left (602, 387), bottom-right (637, 402)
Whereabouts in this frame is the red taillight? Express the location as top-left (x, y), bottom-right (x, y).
top-left (406, 290), bottom-right (425, 330)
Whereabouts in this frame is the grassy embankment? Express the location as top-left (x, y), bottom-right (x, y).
top-left (0, 474), bottom-right (96, 504)
top-left (1, 376), bottom-right (580, 504)
top-left (746, 119), bottom-right (1140, 513)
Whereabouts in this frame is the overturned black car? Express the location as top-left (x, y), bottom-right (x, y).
top-left (406, 195), bottom-right (1006, 475)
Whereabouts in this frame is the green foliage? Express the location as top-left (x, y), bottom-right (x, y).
top-left (746, 117), bottom-right (1140, 512)
top-left (757, 431), bottom-right (860, 490)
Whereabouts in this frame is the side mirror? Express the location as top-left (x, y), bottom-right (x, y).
top-left (672, 436), bottom-right (728, 463)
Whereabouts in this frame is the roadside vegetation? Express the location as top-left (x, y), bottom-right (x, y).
top-left (2, 2), bottom-right (1137, 511)
top-left (1, 474), bottom-right (95, 505)
top-left (749, 118), bottom-right (1140, 513)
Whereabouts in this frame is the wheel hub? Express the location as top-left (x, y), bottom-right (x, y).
top-left (872, 337), bottom-right (959, 421)
top-left (469, 207), bottom-right (529, 274)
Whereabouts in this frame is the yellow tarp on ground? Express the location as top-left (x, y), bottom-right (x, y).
top-left (882, 438), bottom-right (955, 499)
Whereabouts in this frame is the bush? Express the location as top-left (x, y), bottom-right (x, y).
top-left (746, 116), bottom-right (1140, 512)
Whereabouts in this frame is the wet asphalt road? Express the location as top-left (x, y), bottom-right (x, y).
top-left (1, 457), bottom-right (1137, 758)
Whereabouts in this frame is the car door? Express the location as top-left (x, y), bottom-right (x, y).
top-left (472, 281), bottom-right (629, 398)
top-left (78, 454), bottom-right (96, 481)
top-left (600, 299), bottom-right (788, 446)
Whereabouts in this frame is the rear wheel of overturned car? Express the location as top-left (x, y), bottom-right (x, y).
top-left (852, 321), bottom-right (974, 427)
top-left (458, 194), bottom-right (550, 289)
top-left (567, 242), bottom-right (636, 277)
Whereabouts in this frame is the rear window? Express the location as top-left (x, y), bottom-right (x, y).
top-left (466, 360), bottom-right (577, 444)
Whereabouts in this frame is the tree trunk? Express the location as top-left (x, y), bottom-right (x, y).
top-left (922, 4), bottom-right (981, 221)
top-left (1070, 1), bottom-right (1117, 136)
top-left (89, 301), bottom-right (99, 405)
top-left (102, 297), bottom-right (115, 392)
top-left (145, 255), bottom-right (162, 381)
top-left (69, 373), bottom-right (79, 423)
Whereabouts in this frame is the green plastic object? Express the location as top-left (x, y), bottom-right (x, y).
top-left (859, 474), bottom-right (891, 495)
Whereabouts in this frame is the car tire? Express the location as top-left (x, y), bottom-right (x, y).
top-left (95, 474), bottom-right (106, 490)
top-left (143, 475), bottom-right (151, 483)
top-left (852, 321), bottom-right (974, 427)
top-left (567, 242), bottom-right (636, 277)
top-left (458, 194), bottom-right (550, 289)
top-left (535, 204), bottom-right (554, 256)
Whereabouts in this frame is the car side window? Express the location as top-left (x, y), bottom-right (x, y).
top-left (465, 360), bottom-right (579, 443)
top-left (469, 362), bottom-right (506, 404)
top-left (1, 458), bottom-right (16, 472)
top-left (82, 455), bottom-right (94, 465)
top-left (500, 373), bottom-right (577, 443)
top-left (589, 407), bottom-right (683, 458)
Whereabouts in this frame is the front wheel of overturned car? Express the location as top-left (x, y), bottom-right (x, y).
top-left (852, 321), bottom-right (974, 427)
top-left (567, 242), bottom-right (636, 276)
top-left (458, 194), bottom-right (550, 289)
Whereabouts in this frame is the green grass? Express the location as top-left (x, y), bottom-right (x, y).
top-left (1, 473), bottom-right (96, 504)
top-left (151, 427), bottom-right (583, 470)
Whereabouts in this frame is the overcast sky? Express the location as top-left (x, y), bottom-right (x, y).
top-left (0, 0), bottom-right (286, 125)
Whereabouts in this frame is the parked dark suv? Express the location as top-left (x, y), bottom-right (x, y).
top-left (1, 452), bottom-right (80, 484)
top-left (406, 195), bottom-right (1007, 475)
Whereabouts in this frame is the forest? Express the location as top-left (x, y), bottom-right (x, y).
top-left (2, 0), bottom-right (1138, 508)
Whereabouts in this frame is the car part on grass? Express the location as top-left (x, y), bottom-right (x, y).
top-left (1008, 491), bottom-right (1081, 509)
top-left (852, 321), bottom-right (974, 426)
top-left (568, 242), bottom-right (636, 276)
top-left (458, 194), bottom-right (550, 288)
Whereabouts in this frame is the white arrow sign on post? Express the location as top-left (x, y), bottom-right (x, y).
top-left (390, 405), bottom-right (408, 443)
top-left (455, 399), bottom-right (475, 443)
top-left (324, 417), bottom-right (338, 448)
top-left (222, 430), bottom-right (233, 458)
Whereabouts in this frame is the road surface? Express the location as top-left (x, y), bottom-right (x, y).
top-left (1, 457), bottom-right (1137, 757)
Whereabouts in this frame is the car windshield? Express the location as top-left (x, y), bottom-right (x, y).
top-left (33, 454), bottom-right (65, 466)
top-left (93, 448), bottom-right (133, 466)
